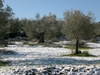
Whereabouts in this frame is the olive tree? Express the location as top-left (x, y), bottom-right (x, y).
top-left (20, 18), bottom-right (33, 39)
top-left (22, 13), bottom-right (58, 43)
top-left (33, 13), bottom-right (58, 43)
top-left (63, 10), bottom-right (94, 54)
top-left (0, 0), bottom-right (14, 44)
top-left (94, 22), bottom-right (100, 36)
top-left (42, 13), bottom-right (57, 41)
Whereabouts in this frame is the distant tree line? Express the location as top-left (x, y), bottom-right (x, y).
top-left (1, 0), bottom-right (100, 53)
top-left (2, 13), bottom-right (63, 42)
top-left (0, 0), bottom-right (14, 45)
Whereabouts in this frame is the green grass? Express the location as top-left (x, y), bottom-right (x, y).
top-left (28, 43), bottom-right (37, 46)
top-left (62, 51), bottom-right (96, 57)
top-left (28, 43), bottom-right (44, 46)
top-left (64, 46), bottom-right (92, 50)
top-left (0, 61), bottom-right (10, 66)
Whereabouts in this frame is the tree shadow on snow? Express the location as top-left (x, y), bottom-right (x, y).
top-left (8, 57), bottom-right (100, 66)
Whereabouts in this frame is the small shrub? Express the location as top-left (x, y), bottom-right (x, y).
top-left (23, 41), bottom-right (28, 45)
top-left (0, 39), bottom-right (9, 47)
top-left (78, 41), bottom-right (86, 47)
top-left (89, 38), bottom-right (98, 43)
top-left (51, 38), bottom-right (59, 42)
top-left (82, 51), bottom-right (89, 56)
top-left (0, 60), bottom-right (10, 66)
top-left (78, 50), bottom-right (82, 54)
top-left (32, 39), bottom-right (38, 42)
top-left (62, 51), bottom-right (95, 57)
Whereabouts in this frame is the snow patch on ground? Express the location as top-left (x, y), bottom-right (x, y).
top-left (1, 41), bottom-right (100, 74)
top-left (0, 42), bottom-right (100, 66)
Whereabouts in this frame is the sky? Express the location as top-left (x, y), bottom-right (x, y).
top-left (3, 0), bottom-right (100, 22)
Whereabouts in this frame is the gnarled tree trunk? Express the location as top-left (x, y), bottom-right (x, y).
top-left (75, 40), bottom-right (79, 54)
top-left (38, 32), bottom-right (44, 43)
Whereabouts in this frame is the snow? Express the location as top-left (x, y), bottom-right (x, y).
top-left (2, 46), bottom-right (71, 66)
top-left (1, 41), bottom-right (100, 66)
top-left (1, 41), bottom-right (100, 74)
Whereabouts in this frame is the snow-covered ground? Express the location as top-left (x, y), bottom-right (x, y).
top-left (1, 41), bottom-right (100, 66)
top-left (0, 41), bottom-right (100, 75)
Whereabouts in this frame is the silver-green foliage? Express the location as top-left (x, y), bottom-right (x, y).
top-left (63, 10), bottom-right (94, 40)
top-left (62, 10), bottom-right (94, 54)
top-left (0, 0), bottom-right (14, 43)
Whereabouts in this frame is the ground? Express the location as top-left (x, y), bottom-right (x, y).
top-left (2, 41), bottom-right (100, 65)
top-left (0, 41), bottom-right (100, 75)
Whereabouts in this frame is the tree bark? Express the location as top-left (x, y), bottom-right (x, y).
top-left (75, 39), bottom-right (79, 54)
top-left (38, 32), bottom-right (44, 43)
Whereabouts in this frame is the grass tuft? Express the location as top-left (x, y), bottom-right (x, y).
top-left (62, 51), bottom-right (96, 57)
top-left (64, 46), bottom-right (92, 50)
top-left (0, 60), bottom-right (10, 66)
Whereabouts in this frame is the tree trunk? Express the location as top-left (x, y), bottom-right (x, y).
top-left (38, 32), bottom-right (44, 43)
top-left (75, 40), bottom-right (79, 54)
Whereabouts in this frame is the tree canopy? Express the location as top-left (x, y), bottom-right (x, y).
top-left (62, 10), bottom-right (94, 54)
top-left (0, 0), bottom-right (14, 43)
top-left (0, 0), bottom-right (99, 47)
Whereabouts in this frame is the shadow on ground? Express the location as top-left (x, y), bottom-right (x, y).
top-left (8, 57), bottom-right (100, 66)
